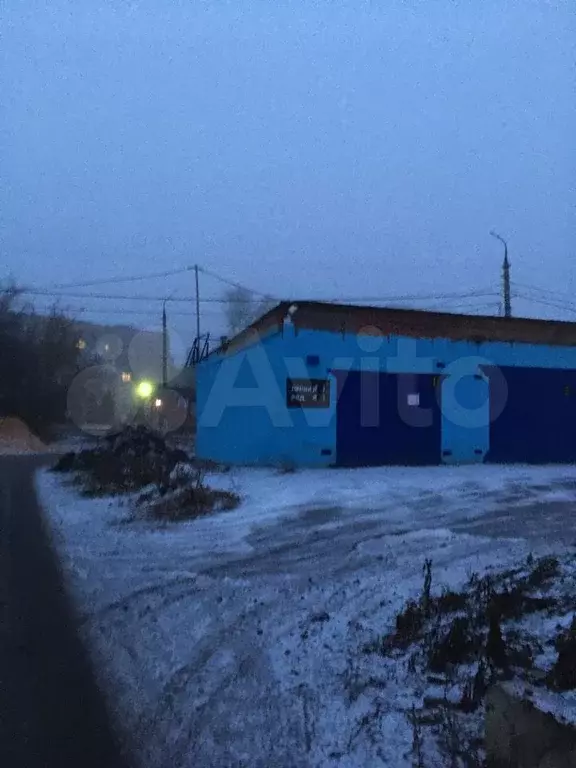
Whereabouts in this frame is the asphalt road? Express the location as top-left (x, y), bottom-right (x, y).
top-left (0, 455), bottom-right (130, 768)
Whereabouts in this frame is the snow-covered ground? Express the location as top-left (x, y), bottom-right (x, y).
top-left (36, 464), bottom-right (576, 767)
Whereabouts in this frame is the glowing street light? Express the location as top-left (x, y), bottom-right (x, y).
top-left (135, 380), bottom-right (154, 399)
top-left (154, 398), bottom-right (163, 408)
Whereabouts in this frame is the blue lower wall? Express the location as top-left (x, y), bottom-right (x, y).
top-left (196, 331), bottom-right (336, 466)
top-left (196, 324), bottom-right (576, 467)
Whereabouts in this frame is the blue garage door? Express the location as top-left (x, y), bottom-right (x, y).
top-left (484, 366), bottom-right (576, 464)
top-left (334, 370), bottom-right (442, 466)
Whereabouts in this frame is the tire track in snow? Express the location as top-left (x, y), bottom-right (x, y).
top-left (100, 518), bottom-right (530, 768)
top-left (81, 575), bottom-right (199, 625)
top-left (128, 567), bottom-right (376, 767)
top-left (134, 563), bottom-right (409, 768)
top-left (168, 534), bottom-right (529, 766)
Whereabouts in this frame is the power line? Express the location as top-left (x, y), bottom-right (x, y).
top-left (47, 307), bottom-right (222, 318)
top-left (46, 263), bottom-right (273, 296)
top-left (22, 288), bottom-right (263, 304)
top-left (512, 281), bottom-right (576, 305)
top-left (324, 288), bottom-right (498, 304)
top-left (426, 299), bottom-right (501, 313)
top-left (514, 291), bottom-right (576, 317)
top-left (198, 266), bottom-right (273, 298)
top-left (29, 300), bottom-right (223, 319)
top-left (38, 300), bottom-right (503, 320)
top-left (20, 252), bottom-right (502, 309)
top-left (46, 266), bottom-right (195, 289)
top-left (514, 289), bottom-right (576, 311)
top-left (192, 266), bottom-right (498, 306)
top-left (21, 286), bottom-right (499, 305)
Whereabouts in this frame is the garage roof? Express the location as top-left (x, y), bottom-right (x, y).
top-left (216, 300), bottom-right (576, 356)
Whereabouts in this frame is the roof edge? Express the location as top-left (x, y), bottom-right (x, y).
top-left (206, 299), bottom-right (576, 359)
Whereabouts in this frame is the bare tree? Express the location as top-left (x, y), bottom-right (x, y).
top-left (223, 287), bottom-right (276, 336)
top-left (0, 283), bottom-right (81, 438)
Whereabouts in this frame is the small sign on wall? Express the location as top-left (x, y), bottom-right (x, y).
top-left (287, 379), bottom-right (330, 408)
top-left (407, 393), bottom-right (420, 407)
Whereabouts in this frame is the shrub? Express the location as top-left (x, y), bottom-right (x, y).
top-left (143, 480), bottom-right (240, 521)
top-left (428, 616), bottom-right (480, 673)
top-left (394, 600), bottom-right (426, 649)
top-left (436, 589), bottom-right (468, 614)
top-left (367, 556), bottom-right (569, 697)
top-left (527, 555), bottom-right (560, 588)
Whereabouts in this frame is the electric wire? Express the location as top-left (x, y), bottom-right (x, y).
top-left (21, 285), bottom-right (499, 305)
top-left (511, 281), bottom-right (576, 304)
top-left (197, 266), bottom-right (273, 298)
top-left (46, 266), bottom-right (195, 289)
top-left (514, 291), bottom-right (576, 317)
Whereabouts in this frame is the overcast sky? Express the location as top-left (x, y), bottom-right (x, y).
top-left (2, 0), bottom-right (575, 340)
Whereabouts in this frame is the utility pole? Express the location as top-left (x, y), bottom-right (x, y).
top-left (162, 300), bottom-right (168, 387)
top-left (194, 264), bottom-right (201, 342)
top-left (490, 231), bottom-right (511, 318)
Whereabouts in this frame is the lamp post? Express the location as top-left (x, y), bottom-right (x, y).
top-left (490, 231), bottom-right (511, 318)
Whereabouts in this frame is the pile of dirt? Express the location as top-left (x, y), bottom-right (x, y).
top-left (52, 425), bottom-right (240, 518)
top-left (52, 425), bottom-right (191, 495)
top-left (0, 417), bottom-right (47, 454)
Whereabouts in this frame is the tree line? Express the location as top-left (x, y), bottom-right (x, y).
top-left (0, 285), bottom-right (80, 439)
top-left (0, 280), bottom-right (277, 439)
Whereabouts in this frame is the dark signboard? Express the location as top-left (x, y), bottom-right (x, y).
top-left (287, 378), bottom-right (330, 408)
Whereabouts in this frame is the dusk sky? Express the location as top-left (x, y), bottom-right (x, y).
top-left (2, 0), bottom-right (575, 342)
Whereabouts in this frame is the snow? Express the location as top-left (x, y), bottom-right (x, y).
top-left (36, 464), bottom-right (576, 767)
top-left (503, 676), bottom-right (576, 727)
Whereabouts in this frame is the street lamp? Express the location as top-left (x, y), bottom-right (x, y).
top-left (135, 380), bottom-right (154, 399)
top-left (490, 231), bottom-right (508, 263)
top-left (490, 231), bottom-right (511, 318)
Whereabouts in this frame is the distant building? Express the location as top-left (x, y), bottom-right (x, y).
top-left (73, 321), bottom-right (161, 376)
top-left (196, 301), bottom-right (576, 467)
top-left (71, 320), bottom-right (182, 430)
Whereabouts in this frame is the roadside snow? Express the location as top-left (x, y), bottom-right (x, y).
top-left (516, 682), bottom-right (576, 727)
top-left (36, 464), bottom-right (576, 767)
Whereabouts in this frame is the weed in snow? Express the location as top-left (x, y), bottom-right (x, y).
top-left (357, 552), bottom-right (576, 765)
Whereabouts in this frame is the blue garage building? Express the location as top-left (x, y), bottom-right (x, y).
top-left (196, 301), bottom-right (576, 467)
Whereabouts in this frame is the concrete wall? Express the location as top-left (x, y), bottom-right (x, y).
top-left (195, 321), bottom-right (576, 467)
top-left (196, 327), bottom-right (336, 466)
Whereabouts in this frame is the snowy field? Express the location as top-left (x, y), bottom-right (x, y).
top-left (36, 464), bottom-right (576, 767)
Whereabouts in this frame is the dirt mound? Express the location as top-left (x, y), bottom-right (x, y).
top-left (0, 417), bottom-right (48, 454)
top-left (52, 425), bottom-right (191, 494)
